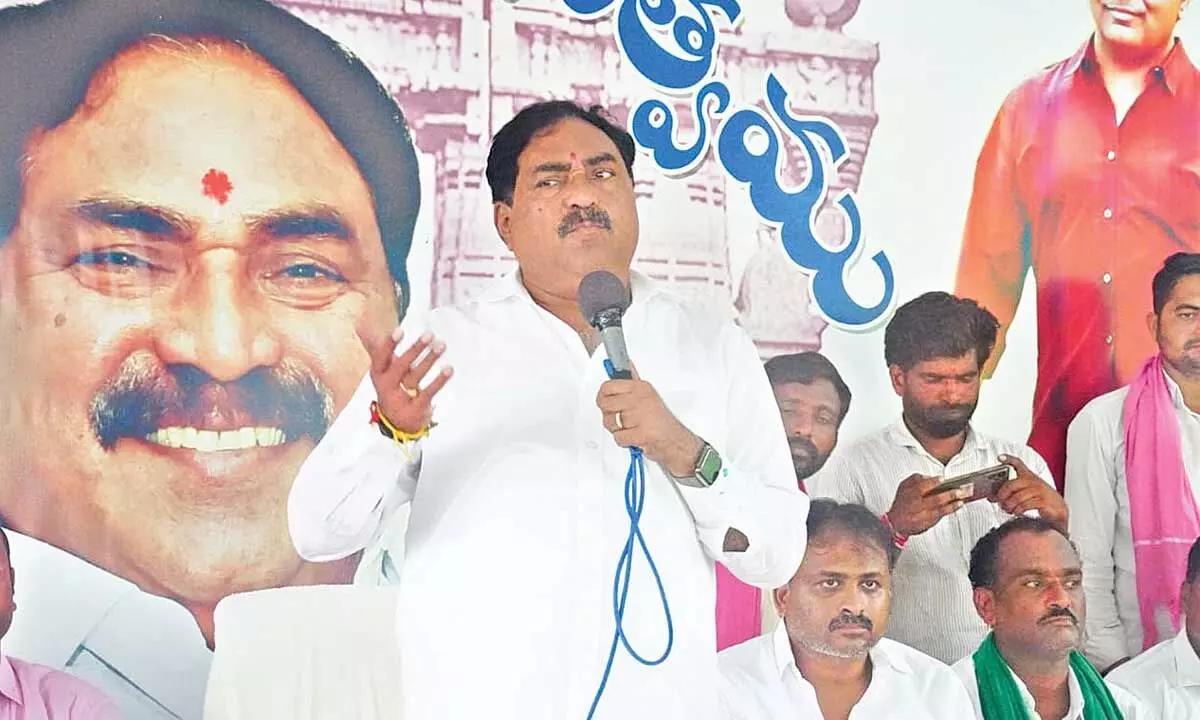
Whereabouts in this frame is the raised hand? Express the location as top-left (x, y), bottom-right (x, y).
top-left (359, 324), bottom-right (453, 433)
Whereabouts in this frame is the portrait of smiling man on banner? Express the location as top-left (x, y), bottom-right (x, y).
top-left (0, 0), bottom-right (418, 716)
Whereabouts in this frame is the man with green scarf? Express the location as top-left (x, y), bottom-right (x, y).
top-left (953, 517), bottom-right (1151, 720)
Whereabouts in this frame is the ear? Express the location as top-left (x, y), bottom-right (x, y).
top-left (773, 584), bottom-right (790, 617)
top-left (1148, 310), bottom-right (1160, 340)
top-left (973, 587), bottom-right (997, 626)
top-left (888, 365), bottom-right (906, 397)
top-left (493, 201), bottom-right (513, 249)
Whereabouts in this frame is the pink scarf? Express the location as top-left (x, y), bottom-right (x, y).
top-left (715, 563), bottom-right (761, 650)
top-left (1124, 354), bottom-right (1200, 649)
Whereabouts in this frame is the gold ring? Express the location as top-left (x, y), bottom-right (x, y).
top-left (399, 382), bottom-right (418, 399)
top-left (615, 411), bottom-right (624, 430)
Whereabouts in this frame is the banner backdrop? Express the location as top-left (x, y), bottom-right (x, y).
top-left (1, 0), bottom-right (1197, 718)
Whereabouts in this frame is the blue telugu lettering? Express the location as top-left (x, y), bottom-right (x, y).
top-left (629, 81), bottom-right (730, 174)
top-left (716, 73), bottom-right (894, 327)
top-left (563, 0), bottom-right (741, 91)
top-left (560, 0), bottom-right (894, 328)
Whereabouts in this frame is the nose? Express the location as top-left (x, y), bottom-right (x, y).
top-left (1044, 580), bottom-right (1072, 610)
top-left (785, 411), bottom-right (813, 438)
top-left (562, 168), bottom-right (602, 209)
top-left (153, 248), bottom-right (283, 382)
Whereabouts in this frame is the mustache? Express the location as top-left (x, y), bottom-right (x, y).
top-left (828, 610), bottom-right (873, 632)
top-left (89, 353), bottom-right (332, 450)
top-left (789, 434), bottom-right (818, 458)
top-left (557, 206), bottom-right (612, 237)
top-left (1038, 607), bottom-right (1078, 625)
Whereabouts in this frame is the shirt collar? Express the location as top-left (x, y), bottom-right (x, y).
top-left (479, 267), bottom-right (662, 307)
top-left (0, 656), bottom-right (21, 707)
top-left (1172, 629), bottom-right (1200, 687)
top-left (769, 621), bottom-right (913, 681)
top-left (1070, 35), bottom-right (1193, 95)
top-left (886, 415), bottom-right (984, 459)
top-left (1003, 660), bottom-right (1086, 720)
top-left (1161, 367), bottom-right (1195, 415)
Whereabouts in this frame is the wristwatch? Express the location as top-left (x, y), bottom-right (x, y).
top-left (691, 441), bottom-right (722, 488)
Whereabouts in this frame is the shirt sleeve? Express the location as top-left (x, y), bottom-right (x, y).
top-left (954, 88), bottom-right (1031, 378)
top-left (675, 322), bottom-right (809, 590)
top-left (1064, 402), bottom-right (1128, 670)
top-left (287, 369), bottom-right (421, 563)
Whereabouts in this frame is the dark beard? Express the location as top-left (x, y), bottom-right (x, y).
top-left (903, 395), bottom-right (976, 439)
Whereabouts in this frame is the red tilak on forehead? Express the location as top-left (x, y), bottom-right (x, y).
top-left (201, 169), bottom-right (233, 205)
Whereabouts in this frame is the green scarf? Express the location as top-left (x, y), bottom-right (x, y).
top-left (972, 633), bottom-right (1124, 720)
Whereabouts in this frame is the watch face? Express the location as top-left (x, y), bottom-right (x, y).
top-left (696, 445), bottom-right (722, 485)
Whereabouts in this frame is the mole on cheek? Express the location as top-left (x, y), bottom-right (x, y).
top-left (53, 313), bottom-right (66, 328)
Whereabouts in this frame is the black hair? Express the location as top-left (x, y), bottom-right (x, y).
top-left (884, 291), bottom-right (999, 371)
top-left (763, 351), bottom-right (852, 423)
top-left (969, 516), bottom-right (1072, 589)
top-left (0, 0), bottom-right (420, 313)
top-left (485, 100), bottom-right (636, 205)
top-left (1152, 253), bottom-right (1200, 316)
top-left (1185, 536), bottom-right (1200, 585)
top-left (806, 499), bottom-right (899, 569)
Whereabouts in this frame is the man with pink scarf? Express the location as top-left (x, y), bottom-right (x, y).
top-left (1066, 252), bottom-right (1200, 672)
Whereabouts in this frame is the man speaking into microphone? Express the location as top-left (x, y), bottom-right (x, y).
top-left (287, 100), bottom-right (807, 719)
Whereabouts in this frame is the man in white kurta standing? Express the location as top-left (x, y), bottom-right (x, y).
top-left (286, 100), bottom-right (809, 720)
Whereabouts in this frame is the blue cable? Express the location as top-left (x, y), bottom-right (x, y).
top-left (586, 360), bottom-right (674, 719)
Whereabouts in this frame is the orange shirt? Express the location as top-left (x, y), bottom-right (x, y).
top-left (956, 38), bottom-right (1200, 488)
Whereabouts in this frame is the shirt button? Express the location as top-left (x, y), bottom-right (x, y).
top-left (1102, 272), bottom-right (1112, 284)
top-left (1106, 150), bottom-right (1116, 161)
top-left (1103, 208), bottom-right (1113, 219)
top-left (1106, 334), bottom-right (1114, 345)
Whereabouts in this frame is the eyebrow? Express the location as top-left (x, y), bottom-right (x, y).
top-left (73, 198), bottom-right (193, 239)
top-left (532, 152), bottom-right (620, 174)
top-left (71, 199), bottom-right (356, 243)
top-left (247, 206), bottom-right (355, 242)
top-left (1176, 303), bottom-right (1200, 313)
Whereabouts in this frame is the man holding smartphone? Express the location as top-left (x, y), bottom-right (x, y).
top-left (807, 292), bottom-right (1066, 664)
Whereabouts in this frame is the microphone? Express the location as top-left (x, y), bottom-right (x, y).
top-left (577, 270), bottom-right (633, 380)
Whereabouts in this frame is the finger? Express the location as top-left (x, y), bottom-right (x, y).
top-left (998, 454), bottom-right (1029, 476)
top-left (362, 325), bottom-right (403, 376)
top-left (912, 476), bottom-right (943, 494)
top-left (597, 379), bottom-right (639, 399)
top-left (390, 332), bottom-right (435, 378)
top-left (419, 366), bottom-right (454, 401)
top-left (611, 429), bottom-right (637, 448)
top-left (938, 500), bottom-right (966, 517)
top-left (927, 486), bottom-right (971, 508)
top-left (993, 476), bottom-right (1033, 502)
top-left (1000, 488), bottom-right (1045, 515)
top-left (596, 394), bottom-right (633, 413)
top-left (405, 339), bottom-right (447, 386)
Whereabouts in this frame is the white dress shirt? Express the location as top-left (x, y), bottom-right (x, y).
top-left (953, 654), bottom-right (1154, 720)
top-left (717, 622), bottom-right (974, 719)
top-left (806, 419), bottom-right (1053, 664)
top-left (1065, 372), bottom-right (1200, 669)
top-left (4, 531), bottom-right (213, 720)
top-left (287, 270), bottom-right (809, 720)
top-left (1108, 629), bottom-right (1200, 719)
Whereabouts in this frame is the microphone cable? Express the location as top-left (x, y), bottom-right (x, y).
top-left (585, 359), bottom-right (675, 719)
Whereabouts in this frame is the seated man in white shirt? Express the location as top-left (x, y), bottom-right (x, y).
top-left (807, 291), bottom-right (1066, 664)
top-left (719, 499), bottom-right (974, 720)
top-left (1108, 534), bottom-right (1200, 717)
top-left (286, 100), bottom-right (809, 720)
top-left (1066, 252), bottom-right (1200, 671)
top-left (954, 517), bottom-right (1151, 720)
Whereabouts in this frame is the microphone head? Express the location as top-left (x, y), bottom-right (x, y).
top-left (577, 270), bottom-right (631, 327)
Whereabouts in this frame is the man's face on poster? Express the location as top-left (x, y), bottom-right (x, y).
top-left (0, 41), bottom-right (400, 607)
top-left (1091, 0), bottom-right (1189, 51)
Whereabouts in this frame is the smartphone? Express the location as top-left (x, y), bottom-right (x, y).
top-left (926, 463), bottom-right (1014, 503)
